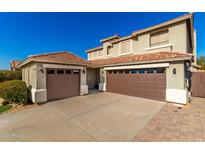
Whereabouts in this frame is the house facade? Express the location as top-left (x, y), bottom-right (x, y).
top-left (19, 13), bottom-right (196, 104)
top-left (86, 13), bottom-right (196, 104)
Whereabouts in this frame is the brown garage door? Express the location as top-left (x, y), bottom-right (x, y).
top-left (107, 68), bottom-right (166, 101)
top-left (47, 69), bottom-right (80, 101)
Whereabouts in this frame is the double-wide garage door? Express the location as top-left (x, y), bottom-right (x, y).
top-left (46, 69), bottom-right (80, 101)
top-left (107, 68), bottom-right (166, 101)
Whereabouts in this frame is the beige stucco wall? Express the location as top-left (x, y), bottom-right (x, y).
top-left (22, 62), bottom-right (46, 103)
top-left (36, 63), bottom-right (46, 90)
top-left (80, 68), bottom-right (88, 95)
top-left (169, 21), bottom-right (187, 53)
top-left (22, 63), bottom-right (37, 89)
top-left (166, 61), bottom-right (185, 89)
top-left (133, 34), bottom-right (149, 53)
top-left (110, 43), bottom-right (120, 57)
top-left (99, 68), bottom-right (107, 91)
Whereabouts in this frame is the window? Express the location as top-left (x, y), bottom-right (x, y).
top-left (120, 40), bottom-right (131, 54)
top-left (107, 46), bottom-right (112, 55)
top-left (66, 70), bottom-right (71, 74)
top-left (73, 70), bottom-right (79, 74)
top-left (150, 30), bottom-right (169, 47)
top-left (125, 70), bottom-right (130, 74)
top-left (147, 68), bottom-right (155, 74)
top-left (156, 68), bottom-right (165, 73)
top-left (57, 70), bottom-right (64, 74)
top-left (131, 70), bottom-right (138, 74)
top-left (139, 69), bottom-right (145, 74)
top-left (113, 70), bottom-right (117, 74)
top-left (108, 70), bottom-right (113, 74)
top-left (119, 70), bottom-right (124, 74)
top-left (47, 70), bottom-right (55, 74)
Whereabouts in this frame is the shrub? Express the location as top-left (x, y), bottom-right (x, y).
top-left (197, 56), bottom-right (205, 70)
top-left (0, 70), bottom-right (22, 82)
top-left (0, 80), bottom-right (28, 104)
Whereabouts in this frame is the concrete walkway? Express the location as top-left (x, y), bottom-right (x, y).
top-left (0, 92), bottom-right (165, 141)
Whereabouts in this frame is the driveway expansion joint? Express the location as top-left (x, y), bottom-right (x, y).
top-left (69, 119), bottom-right (100, 141)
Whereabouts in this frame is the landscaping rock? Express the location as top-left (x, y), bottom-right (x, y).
top-left (0, 98), bottom-right (9, 106)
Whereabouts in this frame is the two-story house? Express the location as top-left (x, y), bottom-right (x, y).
top-left (19, 13), bottom-right (196, 105)
top-left (86, 13), bottom-right (196, 104)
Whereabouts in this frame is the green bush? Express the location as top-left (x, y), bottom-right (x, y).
top-left (0, 80), bottom-right (28, 104)
top-left (197, 56), bottom-right (205, 70)
top-left (0, 70), bottom-right (22, 82)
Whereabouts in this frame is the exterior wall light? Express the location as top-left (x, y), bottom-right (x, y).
top-left (40, 68), bottom-right (44, 73)
top-left (173, 68), bottom-right (176, 75)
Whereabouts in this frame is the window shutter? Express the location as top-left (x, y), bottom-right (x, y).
top-left (150, 30), bottom-right (168, 47)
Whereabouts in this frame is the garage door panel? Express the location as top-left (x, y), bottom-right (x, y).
top-left (107, 70), bottom-right (166, 101)
top-left (47, 70), bottom-right (80, 101)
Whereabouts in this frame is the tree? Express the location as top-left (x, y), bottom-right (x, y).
top-left (197, 56), bottom-right (205, 70)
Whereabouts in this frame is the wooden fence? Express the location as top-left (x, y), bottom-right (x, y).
top-left (191, 71), bottom-right (205, 98)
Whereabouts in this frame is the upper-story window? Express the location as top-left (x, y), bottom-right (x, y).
top-left (120, 39), bottom-right (132, 55)
top-left (150, 30), bottom-right (169, 47)
top-left (107, 46), bottom-right (112, 55)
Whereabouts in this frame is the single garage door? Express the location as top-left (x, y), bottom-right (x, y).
top-left (46, 69), bottom-right (80, 101)
top-left (107, 68), bottom-right (166, 101)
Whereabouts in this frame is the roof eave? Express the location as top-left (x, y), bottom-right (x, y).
top-left (100, 35), bottom-right (120, 43)
top-left (19, 58), bottom-right (89, 68)
top-left (110, 35), bottom-right (132, 44)
top-left (91, 56), bottom-right (193, 68)
top-left (132, 13), bottom-right (193, 36)
top-left (85, 46), bottom-right (103, 53)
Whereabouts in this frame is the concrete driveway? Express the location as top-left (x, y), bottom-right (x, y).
top-left (0, 92), bottom-right (165, 141)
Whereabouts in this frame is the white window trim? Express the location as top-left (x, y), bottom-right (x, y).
top-left (106, 45), bottom-right (113, 57)
top-left (119, 39), bottom-right (133, 56)
top-left (145, 43), bottom-right (172, 51)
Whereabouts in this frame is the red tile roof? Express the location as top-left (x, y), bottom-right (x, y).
top-left (90, 52), bottom-right (193, 67)
top-left (30, 51), bottom-right (88, 65)
top-left (11, 60), bottom-right (22, 69)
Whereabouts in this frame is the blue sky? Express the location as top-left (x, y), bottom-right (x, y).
top-left (0, 12), bottom-right (204, 70)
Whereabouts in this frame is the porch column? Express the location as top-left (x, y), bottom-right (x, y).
top-left (99, 68), bottom-right (107, 91)
top-left (80, 67), bottom-right (88, 95)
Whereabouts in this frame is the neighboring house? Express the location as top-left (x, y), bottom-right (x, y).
top-left (19, 13), bottom-right (196, 104)
top-left (10, 60), bottom-right (22, 70)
